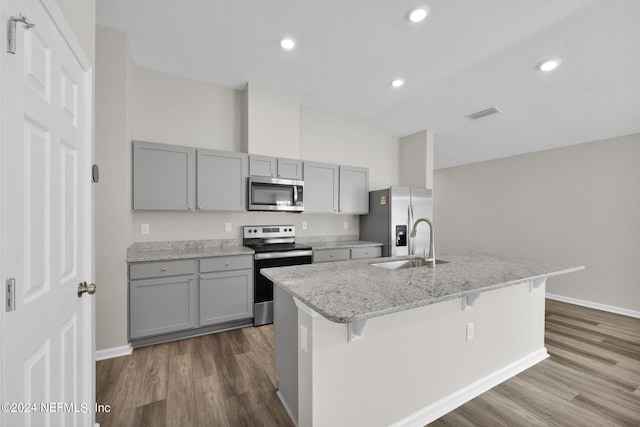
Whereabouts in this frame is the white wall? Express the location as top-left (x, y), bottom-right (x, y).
top-left (94, 27), bottom-right (401, 351)
top-left (95, 26), bottom-right (134, 351)
top-left (300, 106), bottom-right (399, 191)
top-left (246, 83), bottom-right (300, 158)
top-left (434, 134), bottom-right (640, 313)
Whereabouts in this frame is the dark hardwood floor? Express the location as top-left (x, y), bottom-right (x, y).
top-left (96, 300), bottom-right (639, 426)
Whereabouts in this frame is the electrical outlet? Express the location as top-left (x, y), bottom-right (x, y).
top-left (302, 221), bottom-right (308, 230)
top-left (225, 223), bottom-right (232, 232)
top-left (300, 325), bottom-right (308, 353)
top-left (344, 221), bottom-right (349, 230)
top-left (466, 322), bottom-right (474, 341)
top-left (141, 224), bottom-right (149, 234)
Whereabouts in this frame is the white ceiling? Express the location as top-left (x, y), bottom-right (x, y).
top-left (96, 0), bottom-right (640, 169)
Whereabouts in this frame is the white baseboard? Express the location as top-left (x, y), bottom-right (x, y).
top-left (95, 343), bottom-right (133, 361)
top-left (276, 390), bottom-right (298, 427)
top-left (389, 348), bottom-right (549, 427)
top-left (546, 293), bottom-right (640, 319)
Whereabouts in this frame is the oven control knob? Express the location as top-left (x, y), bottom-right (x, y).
top-left (254, 229), bottom-right (258, 233)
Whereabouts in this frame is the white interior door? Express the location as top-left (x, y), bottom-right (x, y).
top-left (1, 0), bottom-right (94, 426)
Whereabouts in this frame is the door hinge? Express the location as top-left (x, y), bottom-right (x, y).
top-left (7, 13), bottom-right (35, 54)
top-left (6, 278), bottom-right (16, 312)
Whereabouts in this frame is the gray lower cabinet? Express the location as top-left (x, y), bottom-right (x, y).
top-left (314, 246), bottom-right (382, 263)
top-left (129, 255), bottom-right (253, 344)
top-left (350, 246), bottom-right (382, 259)
top-left (132, 141), bottom-right (196, 211)
top-left (129, 260), bottom-right (197, 339)
top-left (199, 255), bottom-right (253, 326)
top-left (197, 149), bottom-right (247, 211)
top-left (303, 161), bottom-right (339, 213)
top-left (200, 270), bottom-right (253, 326)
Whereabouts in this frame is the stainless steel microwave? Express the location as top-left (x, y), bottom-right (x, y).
top-left (248, 176), bottom-right (304, 212)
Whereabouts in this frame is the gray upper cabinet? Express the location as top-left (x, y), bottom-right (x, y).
top-left (197, 149), bottom-right (247, 211)
top-left (303, 161), bottom-right (339, 213)
top-left (277, 158), bottom-right (303, 180)
top-left (339, 165), bottom-right (369, 214)
top-left (249, 155), bottom-right (277, 177)
top-left (132, 141), bottom-right (196, 211)
top-left (250, 155), bottom-right (303, 180)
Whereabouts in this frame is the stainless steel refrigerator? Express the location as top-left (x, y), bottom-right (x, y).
top-left (359, 187), bottom-right (433, 257)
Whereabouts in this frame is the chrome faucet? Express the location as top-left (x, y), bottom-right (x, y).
top-left (410, 218), bottom-right (435, 268)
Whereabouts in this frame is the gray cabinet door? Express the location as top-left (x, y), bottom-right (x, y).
top-left (249, 155), bottom-right (276, 177)
top-left (277, 158), bottom-right (303, 180)
top-left (132, 141), bottom-right (196, 211)
top-left (303, 161), bottom-right (339, 213)
top-left (129, 275), bottom-right (196, 339)
top-left (313, 248), bottom-right (351, 263)
top-left (339, 165), bottom-right (369, 214)
top-left (197, 149), bottom-right (248, 211)
top-left (200, 269), bottom-right (253, 326)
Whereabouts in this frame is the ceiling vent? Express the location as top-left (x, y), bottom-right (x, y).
top-left (466, 106), bottom-right (502, 121)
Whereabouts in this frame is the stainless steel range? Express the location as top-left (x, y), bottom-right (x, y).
top-left (243, 225), bottom-right (312, 326)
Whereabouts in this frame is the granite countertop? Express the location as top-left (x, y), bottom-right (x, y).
top-left (307, 240), bottom-right (383, 250)
top-left (261, 250), bottom-right (584, 324)
top-left (127, 239), bottom-right (254, 262)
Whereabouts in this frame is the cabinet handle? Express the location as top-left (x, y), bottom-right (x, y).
top-left (200, 275), bottom-right (204, 280)
top-left (189, 277), bottom-right (194, 281)
top-left (330, 254), bottom-right (334, 258)
top-left (225, 262), bottom-right (230, 266)
top-left (187, 206), bottom-right (192, 210)
top-left (197, 206), bottom-right (202, 210)
top-left (161, 268), bottom-right (167, 272)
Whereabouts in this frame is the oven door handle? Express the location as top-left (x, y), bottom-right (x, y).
top-left (254, 250), bottom-right (313, 260)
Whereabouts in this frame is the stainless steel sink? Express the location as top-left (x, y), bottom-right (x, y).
top-left (371, 258), bottom-right (449, 270)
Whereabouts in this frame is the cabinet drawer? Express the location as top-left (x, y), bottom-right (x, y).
top-left (350, 246), bottom-right (382, 259)
top-left (200, 255), bottom-right (253, 273)
top-left (129, 259), bottom-right (196, 280)
top-left (313, 248), bottom-right (351, 263)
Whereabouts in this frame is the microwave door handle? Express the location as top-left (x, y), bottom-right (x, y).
top-left (293, 185), bottom-right (298, 206)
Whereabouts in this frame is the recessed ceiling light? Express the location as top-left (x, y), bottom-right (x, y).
top-left (391, 79), bottom-right (405, 88)
top-left (280, 37), bottom-right (296, 50)
top-left (408, 7), bottom-right (430, 23)
top-left (538, 59), bottom-right (561, 72)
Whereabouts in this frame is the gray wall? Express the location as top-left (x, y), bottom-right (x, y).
top-left (434, 134), bottom-right (640, 313)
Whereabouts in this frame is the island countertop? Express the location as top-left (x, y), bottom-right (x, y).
top-left (261, 250), bottom-right (584, 323)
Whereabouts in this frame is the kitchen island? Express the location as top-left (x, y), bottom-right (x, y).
top-left (262, 251), bottom-right (583, 427)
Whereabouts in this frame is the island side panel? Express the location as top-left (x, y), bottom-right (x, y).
top-left (274, 284), bottom-right (300, 422)
top-left (299, 281), bottom-right (547, 427)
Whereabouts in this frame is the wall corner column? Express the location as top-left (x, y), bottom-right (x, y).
top-left (399, 130), bottom-right (434, 189)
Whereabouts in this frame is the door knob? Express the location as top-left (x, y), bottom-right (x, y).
top-left (77, 281), bottom-right (96, 297)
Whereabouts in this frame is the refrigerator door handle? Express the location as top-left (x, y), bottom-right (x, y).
top-left (408, 204), bottom-right (414, 255)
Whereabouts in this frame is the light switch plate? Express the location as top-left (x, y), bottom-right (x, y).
top-left (302, 221), bottom-right (308, 230)
top-left (141, 224), bottom-right (149, 234)
top-left (344, 221), bottom-right (349, 230)
top-left (466, 322), bottom-right (474, 341)
top-left (225, 223), bottom-right (232, 232)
